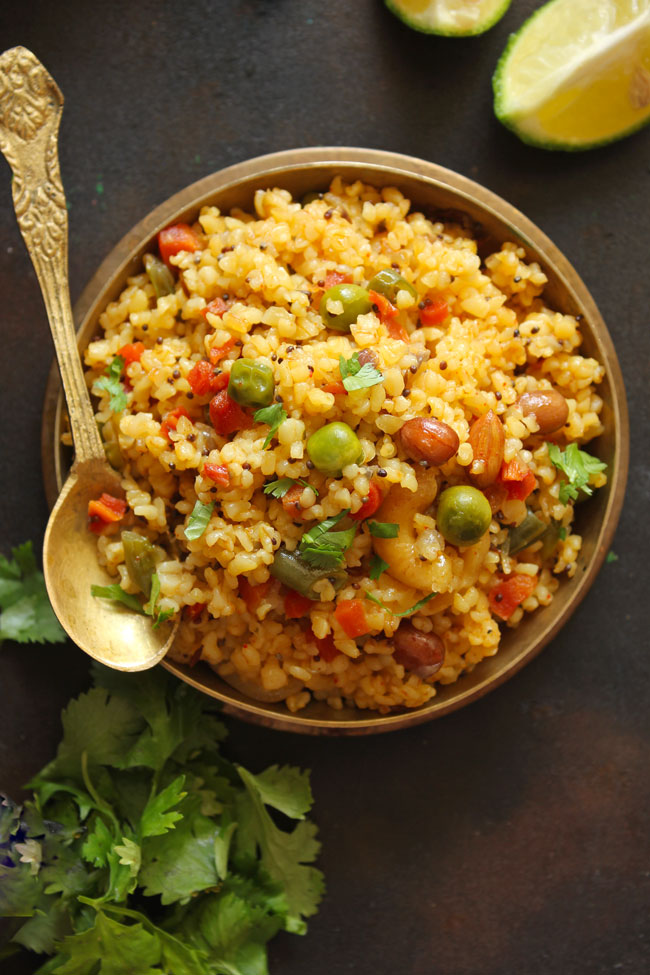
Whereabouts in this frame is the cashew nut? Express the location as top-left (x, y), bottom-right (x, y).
top-left (373, 468), bottom-right (490, 595)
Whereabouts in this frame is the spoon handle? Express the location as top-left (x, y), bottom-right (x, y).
top-left (0, 46), bottom-right (103, 467)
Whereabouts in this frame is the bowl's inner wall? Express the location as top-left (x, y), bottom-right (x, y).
top-left (45, 157), bottom-right (624, 732)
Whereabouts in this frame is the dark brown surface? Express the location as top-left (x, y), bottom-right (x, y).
top-left (1, 2), bottom-right (649, 973)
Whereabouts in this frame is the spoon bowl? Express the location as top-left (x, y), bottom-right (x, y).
top-left (0, 46), bottom-right (177, 669)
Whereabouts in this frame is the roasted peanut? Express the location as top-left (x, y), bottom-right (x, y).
top-left (517, 389), bottom-right (569, 435)
top-left (393, 623), bottom-right (445, 679)
top-left (468, 410), bottom-right (505, 487)
top-left (399, 417), bottom-right (459, 466)
top-left (357, 348), bottom-right (379, 368)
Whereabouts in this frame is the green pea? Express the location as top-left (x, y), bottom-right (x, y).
top-left (436, 485), bottom-right (492, 547)
top-left (270, 548), bottom-right (347, 600)
top-left (367, 268), bottom-right (417, 302)
top-left (320, 284), bottom-right (372, 333)
top-left (121, 531), bottom-right (157, 597)
top-left (143, 253), bottom-right (175, 297)
top-left (307, 422), bottom-right (363, 476)
top-left (228, 358), bottom-right (274, 407)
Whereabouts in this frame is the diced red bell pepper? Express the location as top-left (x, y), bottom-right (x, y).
top-left (498, 457), bottom-right (537, 502)
top-left (209, 390), bottom-right (253, 437)
top-left (238, 577), bottom-right (271, 614)
top-left (202, 463), bottom-right (230, 487)
top-left (184, 602), bottom-right (207, 621)
top-left (419, 297), bottom-right (449, 326)
top-left (282, 484), bottom-right (306, 520)
top-left (310, 629), bottom-right (340, 662)
top-left (208, 336), bottom-right (237, 365)
top-left (334, 598), bottom-right (371, 639)
top-left (158, 223), bottom-right (202, 267)
top-left (489, 574), bottom-right (538, 620)
top-left (187, 360), bottom-right (230, 397)
top-left (202, 297), bottom-right (232, 321)
top-left (118, 341), bottom-right (145, 366)
top-left (87, 493), bottom-right (127, 533)
top-left (322, 380), bottom-right (346, 396)
top-left (351, 481), bottom-right (382, 522)
top-left (284, 589), bottom-right (314, 619)
top-left (161, 406), bottom-right (191, 441)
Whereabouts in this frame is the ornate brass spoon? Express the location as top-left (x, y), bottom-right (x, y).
top-left (0, 47), bottom-right (177, 669)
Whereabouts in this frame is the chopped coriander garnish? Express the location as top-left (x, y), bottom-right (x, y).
top-left (91, 584), bottom-right (146, 614)
top-left (339, 352), bottom-right (383, 392)
top-left (299, 511), bottom-right (357, 570)
top-left (254, 402), bottom-right (288, 448)
top-left (264, 477), bottom-right (318, 499)
top-left (368, 521), bottom-right (399, 539)
top-left (94, 355), bottom-right (127, 413)
top-left (558, 525), bottom-right (567, 540)
top-left (0, 541), bottom-right (66, 644)
top-left (184, 500), bottom-right (214, 541)
top-left (548, 442), bottom-right (607, 505)
top-left (606, 550), bottom-right (618, 563)
top-left (364, 590), bottom-right (437, 617)
top-left (144, 572), bottom-right (174, 628)
top-left (368, 554), bottom-right (390, 581)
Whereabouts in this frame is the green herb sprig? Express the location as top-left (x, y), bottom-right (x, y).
top-left (254, 403), bottom-right (288, 448)
top-left (339, 352), bottom-right (383, 392)
top-left (94, 356), bottom-right (128, 413)
top-left (299, 511), bottom-right (357, 569)
top-left (547, 442), bottom-right (607, 505)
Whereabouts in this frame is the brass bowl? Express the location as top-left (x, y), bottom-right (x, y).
top-left (42, 148), bottom-right (629, 735)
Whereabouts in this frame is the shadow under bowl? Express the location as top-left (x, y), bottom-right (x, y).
top-left (41, 147), bottom-right (629, 735)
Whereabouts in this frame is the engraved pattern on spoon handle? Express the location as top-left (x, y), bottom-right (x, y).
top-left (0, 46), bottom-right (103, 466)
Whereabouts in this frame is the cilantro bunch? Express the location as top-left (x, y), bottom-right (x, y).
top-left (0, 667), bottom-right (323, 974)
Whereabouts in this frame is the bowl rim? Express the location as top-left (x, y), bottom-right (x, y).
top-left (41, 147), bottom-right (629, 735)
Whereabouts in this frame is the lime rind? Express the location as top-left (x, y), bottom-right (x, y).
top-left (385, 0), bottom-right (512, 37)
top-left (493, 0), bottom-right (650, 151)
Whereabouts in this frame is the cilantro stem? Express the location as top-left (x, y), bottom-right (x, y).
top-left (80, 750), bottom-right (120, 831)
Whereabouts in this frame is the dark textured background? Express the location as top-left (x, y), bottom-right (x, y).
top-left (1, 2), bottom-right (649, 973)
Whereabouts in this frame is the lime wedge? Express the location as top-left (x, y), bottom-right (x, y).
top-left (385, 0), bottom-right (512, 36)
top-left (494, 0), bottom-right (650, 150)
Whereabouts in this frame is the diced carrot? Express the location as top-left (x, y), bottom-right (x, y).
top-left (369, 291), bottom-right (409, 342)
top-left (419, 297), bottom-right (449, 326)
top-left (489, 574), bottom-right (538, 621)
top-left (209, 390), bottom-right (252, 437)
top-left (350, 481), bottom-right (382, 522)
top-left (284, 589), bottom-right (314, 619)
top-left (310, 629), bottom-right (340, 662)
top-left (160, 406), bottom-right (191, 441)
top-left (118, 341), bottom-right (145, 365)
top-left (334, 598), bottom-right (371, 639)
top-left (87, 493), bottom-right (127, 533)
top-left (208, 336), bottom-right (237, 364)
top-left (158, 223), bottom-right (202, 266)
top-left (203, 463), bottom-right (230, 487)
top-left (323, 380), bottom-right (346, 396)
top-left (499, 457), bottom-right (537, 501)
top-left (202, 297), bottom-right (232, 321)
top-left (187, 360), bottom-right (230, 397)
top-left (238, 577), bottom-right (270, 614)
top-left (323, 270), bottom-right (352, 289)
top-left (282, 484), bottom-right (305, 520)
top-left (184, 602), bottom-right (207, 621)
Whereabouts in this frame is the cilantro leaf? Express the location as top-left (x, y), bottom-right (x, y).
top-left (184, 501), bottom-right (214, 541)
top-left (241, 765), bottom-right (313, 821)
top-left (264, 477), bottom-right (318, 499)
top-left (236, 766), bottom-right (324, 930)
top-left (91, 584), bottom-right (145, 614)
top-left (368, 554), bottom-right (390, 581)
top-left (548, 442), bottom-right (607, 505)
top-left (339, 352), bottom-right (383, 392)
top-left (606, 550), bottom-right (618, 563)
top-left (0, 541), bottom-right (66, 645)
top-left (368, 521), bottom-right (399, 539)
top-left (54, 910), bottom-right (162, 975)
top-left (254, 402), bottom-right (287, 449)
top-left (299, 511), bottom-right (356, 569)
top-left (140, 776), bottom-right (186, 838)
top-left (364, 590), bottom-right (437, 617)
top-left (94, 356), bottom-right (128, 413)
